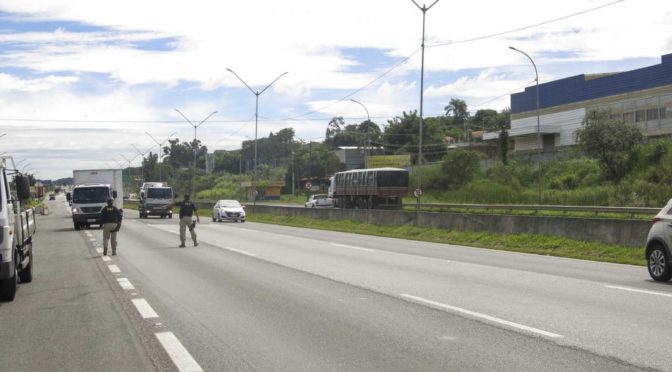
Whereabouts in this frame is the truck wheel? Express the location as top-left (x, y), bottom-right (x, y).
top-left (19, 245), bottom-right (33, 283)
top-left (169, 214), bottom-right (172, 219)
top-left (0, 266), bottom-right (17, 302)
top-left (74, 223), bottom-right (80, 231)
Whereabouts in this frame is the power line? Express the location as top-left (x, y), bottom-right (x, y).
top-left (429, 0), bottom-right (625, 48)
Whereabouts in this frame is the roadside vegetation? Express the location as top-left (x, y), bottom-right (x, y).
top-left (247, 213), bottom-right (645, 266)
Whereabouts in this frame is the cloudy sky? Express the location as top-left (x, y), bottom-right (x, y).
top-left (0, 0), bottom-right (670, 180)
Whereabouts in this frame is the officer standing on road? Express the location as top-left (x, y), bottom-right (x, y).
top-left (100, 197), bottom-right (122, 256)
top-left (171, 194), bottom-right (200, 247)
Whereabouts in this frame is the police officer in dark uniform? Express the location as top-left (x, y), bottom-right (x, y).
top-left (100, 198), bottom-right (122, 255)
top-left (172, 194), bottom-right (200, 247)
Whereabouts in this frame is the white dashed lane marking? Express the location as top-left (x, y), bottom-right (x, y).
top-left (102, 256), bottom-right (111, 262)
top-left (155, 332), bottom-right (203, 372)
top-left (606, 285), bottom-right (672, 298)
top-left (221, 246), bottom-right (257, 257)
top-left (132, 298), bottom-right (159, 319)
top-left (117, 278), bottom-right (135, 290)
top-left (401, 294), bottom-right (563, 339)
top-left (108, 265), bottom-right (121, 273)
top-left (330, 242), bottom-right (375, 252)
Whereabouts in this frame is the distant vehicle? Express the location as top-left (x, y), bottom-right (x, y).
top-left (48, 193), bottom-right (55, 200)
top-left (645, 199), bottom-right (672, 281)
top-left (305, 194), bottom-right (333, 208)
top-left (330, 167), bottom-right (409, 209)
top-left (212, 200), bottom-right (246, 222)
top-left (71, 169), bottom-right (123, 230)
top-left (0, 157), bottom-right (36, 301)
top-left (138, 185), bottom-right (173, 219)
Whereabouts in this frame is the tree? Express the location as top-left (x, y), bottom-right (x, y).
top-left (384, 110), bottom-right (445, 163)
top-left (432, 149), bottom-right (480, 190)
top-left (574, 109), bottom-right (642, 181)
top-left (444, 98), bottom-right (469, 123)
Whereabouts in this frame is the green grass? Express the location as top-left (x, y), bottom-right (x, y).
top-left (247, 213), bottom-right (646, 266)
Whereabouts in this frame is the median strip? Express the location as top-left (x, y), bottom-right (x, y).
top-left (401, 294), bottom-right (563, 339)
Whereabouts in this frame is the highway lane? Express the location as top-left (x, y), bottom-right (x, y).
top-left (0, 196), bottom-right (161, 372)
top-left (101, 209), bottom-right (666, 371)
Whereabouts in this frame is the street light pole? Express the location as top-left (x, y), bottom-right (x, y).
top-left (145, 131), bottom-right (177, 182)
top-left (226, 69), bottom-right (288, 173)
top-left (131, 144), bottom-right (152, 183)
top-left (411, 0), bottom-right (439, 201)
top-left (174, 109), bottom-right (217, 196)
top-left (350, 99), bottom-right (371, 169)
top-left (509, 46), bottom-right (542, 204)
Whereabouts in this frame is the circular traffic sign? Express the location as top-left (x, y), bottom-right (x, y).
top-left (414, 188), bottom-right (423, 198)
top-left (305, 182), bottom-right (312, 190)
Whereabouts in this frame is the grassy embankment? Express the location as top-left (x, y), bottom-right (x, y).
top-left (246, 212), bottom-right (646, 266)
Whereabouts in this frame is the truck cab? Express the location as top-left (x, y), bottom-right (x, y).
top-left (138, 186), bottom-right (173, 218)
top-left (0, 157), bottom-right (36, 301)
top-left (71, 184), bottom-right (119, 230)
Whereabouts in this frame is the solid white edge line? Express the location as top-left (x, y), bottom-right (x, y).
top-left (330, 242), bottom-right (375, 252)
top-left (223, 246), bottom-right (257, 257)
top-left (155, 332), bottom-right (203, 372)
top-left (605, 285), bottom-right (672, 298)
top-left (108, 265), bottom-right (121, 273)
top-left (131, 298), bottom-right (159, 319)
top-left (117, 277), bottom-right (135, 290)
top-left (401, 294), bottom-right (563, 339)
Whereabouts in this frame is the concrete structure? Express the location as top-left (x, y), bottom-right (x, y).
top-left (251, 205), bottom-right (649, 247)
top-left (500, 53), bottom-right (672, 152)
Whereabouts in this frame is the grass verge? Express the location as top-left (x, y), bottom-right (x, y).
top-left (248, 213), bottom-right (646, 266)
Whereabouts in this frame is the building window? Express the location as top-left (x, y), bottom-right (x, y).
top-left (647, 108), bottom-right (659, 121)
top-left (662, 108), bottom-right (668, 119)
top-left (623, 112), bottom-right (635, 123)
top-left (635, 110), bottom-right (646, 122)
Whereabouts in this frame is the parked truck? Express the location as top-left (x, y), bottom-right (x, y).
top-left (0, 157), bottom-right (36, 301)
top-left (138, 183), bottom-right (173, 218)
top-left (71, 169), bottom-right (123, 230)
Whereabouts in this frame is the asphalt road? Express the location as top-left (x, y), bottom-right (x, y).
top-left (2, 195), bottom-right (670, 371)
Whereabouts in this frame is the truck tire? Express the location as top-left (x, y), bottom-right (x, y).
top-left (74, 223), bottom-right (81, 230)
top-left (0, 266), bottom-right (17, 302)
top-left (19, 245), bottom-right (33, 283)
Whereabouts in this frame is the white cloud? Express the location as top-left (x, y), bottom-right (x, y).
top-left (0, 0), bottom-right (671, 179)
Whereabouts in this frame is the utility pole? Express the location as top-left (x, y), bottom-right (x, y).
top-left (411, 0), bottom-right (440, 203)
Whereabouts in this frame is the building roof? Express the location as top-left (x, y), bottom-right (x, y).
top-left (511, 53), bottom-right (672, 114)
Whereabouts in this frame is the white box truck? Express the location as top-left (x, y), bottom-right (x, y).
top-left (71, 169), bottom-right (123, 230)
top-left (1, 157), bottom-right (36, 301)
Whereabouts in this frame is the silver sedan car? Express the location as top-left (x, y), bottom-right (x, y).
top-left (212, 200), bottom-right (246, 223)
top-left (646, 199), bottom-right (672, 281)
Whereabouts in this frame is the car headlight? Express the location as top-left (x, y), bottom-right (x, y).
top-left (72, 208), bottom-right (78, 213)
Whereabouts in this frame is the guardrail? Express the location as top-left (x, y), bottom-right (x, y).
top-left (403, 203), bottom-right (660, 218)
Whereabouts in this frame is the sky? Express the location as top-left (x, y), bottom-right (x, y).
top-left (0, 0), bottom-right (670, 180)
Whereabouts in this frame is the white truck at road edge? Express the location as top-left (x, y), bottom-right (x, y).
top-left (0, 157), bottom-right (36, 301)
top-left (71, 169), bottom-right (123, 230)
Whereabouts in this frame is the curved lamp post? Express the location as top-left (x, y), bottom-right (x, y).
top-left (509, 46), bottom-right (542, 204)
top-left (350, 99), bottom-right (371, 169)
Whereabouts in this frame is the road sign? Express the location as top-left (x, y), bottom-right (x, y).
top-left (414, 188), bottom-right (423, 198)
top-left (305, 182), bottom-right (312, 190)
